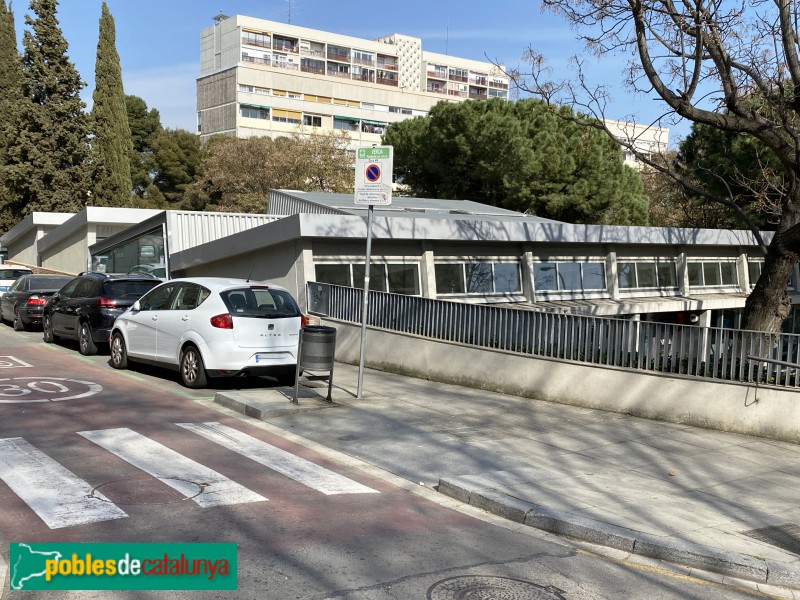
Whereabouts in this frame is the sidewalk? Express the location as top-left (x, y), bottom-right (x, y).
top-left (215, 363), bottom-right (800, 590)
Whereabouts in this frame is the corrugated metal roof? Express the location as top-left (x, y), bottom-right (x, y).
top-left (166, 210), bottom-right (281, 254)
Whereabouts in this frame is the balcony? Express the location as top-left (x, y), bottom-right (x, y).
top-left (447, 89), bottom-right (468, 98)
top-left (427, 85), bottom-right (447, 94)
top-left (448, 73), bottom-right (468, 83)
top-left (300, 48), bottom-right (325, 58)
top-left (242, 37), bottom-right (271, 49)
top-left (327, 68), bottom-right (351, 79)
top-left (327, 51), bottom-right (350, 62)
top-left (271, 60), bottom-right (299, 71)
top-left (301, 64), bottom-right (325, 75)
top-left (353, 56), bottom-right (376, 67)
top-left (489, 80), bottom-right (509, 90)
top-left (273, 41), bottom-right (298, 53)
top-left (242, 55), bottom-right (270, 66)
top-left (357, 72), bottom-right (375, 83)
top-left (471, 77), bottom-right (487, 86)
top-left (427, 71), bottom-right (447, 81)
top-left (469, 92), bottom-right (488, 99)
top-left (378, 62), bottom-right (397, 71)
top-left (377, 76), bottom-right (399, 87)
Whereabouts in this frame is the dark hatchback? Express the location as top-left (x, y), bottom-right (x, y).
top-left (43, 272), bottom-right (162, 355)
top-left (0, 274), bottom-right (74, 331)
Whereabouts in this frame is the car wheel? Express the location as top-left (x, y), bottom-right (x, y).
top-left (13, 307), bottom-right (25, 331)
top-left (43, 314), bottom-right (56, 343)
top-left (110, 332), bottom-right (128, 369)
top-left (79, 322), bottom-right (98, 356)
top-left (180, 346), bottom-right (208, 389)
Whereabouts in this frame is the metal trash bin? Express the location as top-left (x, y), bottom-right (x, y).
top-left (293, 325), bottom-right (337, 403)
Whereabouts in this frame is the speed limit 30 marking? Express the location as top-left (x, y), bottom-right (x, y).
top-left (0, 377), bottom-right (103, 403)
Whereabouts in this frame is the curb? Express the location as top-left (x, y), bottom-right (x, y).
top-left (214, 390), bottom-right (337, 420)
top-left (438, 477), bottom-right (800, 590)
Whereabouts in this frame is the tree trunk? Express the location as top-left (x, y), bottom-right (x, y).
top-left (742, 184), bottom-right (800, 332)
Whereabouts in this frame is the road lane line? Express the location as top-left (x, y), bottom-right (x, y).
top-left (177, 422), bottom-right (379, 495)
top-left (0, 437), bottom-right (128, 529)
top-left (78, 428), bottom-right (267, 507)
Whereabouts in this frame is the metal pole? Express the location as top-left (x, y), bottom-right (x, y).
top-left (357, 204), bottom-right (374, 398)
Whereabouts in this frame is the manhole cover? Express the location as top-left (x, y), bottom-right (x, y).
top-left (741, 523), bottom-right (800, 554)
top-left (427, 576), bottom-right (566, 600)
top-left (90, 477), bottom-right (204, 505)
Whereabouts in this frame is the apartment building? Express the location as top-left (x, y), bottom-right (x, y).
top-left (605, 119), bottom-right (670, 170)
top-left (197, 15), bottom-right (511, 148)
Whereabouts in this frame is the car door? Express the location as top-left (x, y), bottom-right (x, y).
top-left (60, 278), bottom-right (94, 338)
top-left (49, 278), bottom-right (80, 334)
top-left (125, 283), bottom-right (177, 360)
top-left (154, 283), bottom-right (208, 364)
top-left (2, 278), bottom-right (23, 320)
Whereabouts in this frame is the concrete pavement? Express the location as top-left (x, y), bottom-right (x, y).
top-left (215, 362), bottom-right (800, 591)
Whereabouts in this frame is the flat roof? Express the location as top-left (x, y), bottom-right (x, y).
top-left (0, 212), bottom-right (74, 246)
top-left (37, 207), bottom-right (162, 254)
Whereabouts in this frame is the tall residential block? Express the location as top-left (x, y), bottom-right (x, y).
top-left (197, 15), bottom-right (511, 148)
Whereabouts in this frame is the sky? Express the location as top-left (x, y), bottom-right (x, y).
top-left (8, 0), bottom-right (691, 146)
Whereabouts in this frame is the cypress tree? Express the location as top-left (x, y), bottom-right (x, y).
top-left (5, 0), bottom-right (90, 215)
top-left (91, 1), bottom-right (132, 206)
top-left (0, 0), bottom-right (24, 233)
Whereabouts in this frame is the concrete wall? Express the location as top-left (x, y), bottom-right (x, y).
top-left (326, 320), bottom-right (800, 444)
top-left (40, 228), bottom-right (89, 274)
top-left (7, 227), bottom-right (42, 266)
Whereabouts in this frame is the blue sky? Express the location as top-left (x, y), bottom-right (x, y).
top-left (8, 0), bottom-right (690, 145)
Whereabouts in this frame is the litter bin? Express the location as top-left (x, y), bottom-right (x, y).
top-left (293, 325), bottom-right (337, 403)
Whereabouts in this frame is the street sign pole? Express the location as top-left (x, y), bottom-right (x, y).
top-left (354, 145), bottom-right (393, 400)
top-left (356, 204), bottom-right (374, 398)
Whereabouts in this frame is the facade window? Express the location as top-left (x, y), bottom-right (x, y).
top-left (389, 106), bottom-right (412, 115)
top-left (240, 106), bottom-right (269, 119)
top-left (534, 261), bottom-right (606, 292)
top-left (333, 117), bottom-right (358, 131)
top-left (618, 260), bottom-right (678, 289)
top-left (748, 258), bottom-right (796, 290)
top-left (271, 109), bottom-right (301, 124)
top-left (687, 261), bottom-right (738, 287)
top-left (242, 31), bottom-right (270, 48)
top-left (91, 228), bottom-right (165, 276)
top-left (303, 115), bottom-right (322, 127)
top-left (434, 261), bottom-right (521, 295)
top-left (488, 88), bottom-right (507, 98)
top-left (448, 68), bottom-right (468, 81)
top-left (315, 262), bottom-right (420, 295)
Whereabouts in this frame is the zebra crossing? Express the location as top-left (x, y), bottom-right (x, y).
top-left (0, 422), bottom-right (378, 529)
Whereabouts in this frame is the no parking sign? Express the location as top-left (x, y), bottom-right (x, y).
top-left (355, 146), bottom-right (393, 206)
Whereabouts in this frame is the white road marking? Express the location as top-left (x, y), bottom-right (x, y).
top-left (0, 356), bottom-right (33, 369)
top-left (177, 422), bottom-right (379, 495)
top-left (78, 428), bottom-right (267, 507)
top-left (0, 437), bottom-right (128, 529)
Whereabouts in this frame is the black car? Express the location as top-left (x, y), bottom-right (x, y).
top-left (0, 274), bottom-right (74, 331)
top-left (43, 272), bottom-right (162, 355)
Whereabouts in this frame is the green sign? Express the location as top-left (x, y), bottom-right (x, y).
top-left (9, 543), bottom-right (237, 590)
top-left (357, 146), bottom-right (391, 159)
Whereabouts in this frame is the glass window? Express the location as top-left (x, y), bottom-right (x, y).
top-left (634, 263), bottom-right (656, 288)
top-left (28, 276), bottom-right (71, 291)
top-left (387, 264), bottom-right (419, 295)
top-left (58, 278), bottom-right (81, 299)
top-left (618, 263), bottom-right (636, 288)
top-left (534, 263), bottom-right (558, 291)
top-left (170, 284), bottom-right (210, 311)
top-left (703, 263), bottom-right (721, 286)
top-left (315, 264), bottom-right (350, 287)
top-left (105, 280), bottom-right (161, 299)
top-left (582, 263), bottom-right (606, 290)
top-left (720, 262), bottom-right (738, 286)
top-left (222, 287), bottom-right (300, 318)
top-left (303, 115), bottom-right (322, 127)
top-left (688, 263), bottom-right (703, 286)
top-left (493, 263), bottom-right (520, 293)
top-left (352, 264), bottom-right (387, 292)
top-left (657, 263), bottom-right (677, 287)
top-left (138, 284), bottom-right (176, 311)
top-left (435, 264), bottom-right (465, 294)
top-left (240, 106), bottom-right (268, 119)
top-left (559, 263), bottom-right (582, 291)
top-left (748, 261), bottom-right (762, 286)
top-left (465, 262), bottom-right (493, 294)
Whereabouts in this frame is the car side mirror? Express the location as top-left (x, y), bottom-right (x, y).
top-left (131, 301), bottom-right (141, 311)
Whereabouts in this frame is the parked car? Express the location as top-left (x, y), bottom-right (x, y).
top-left (0, 266), bottom-right (33, 299)
top-left (43, 272), bottom-right (162, 355)
top-left (110, 277), bottom-right (303, 388)
top-left (0, 274), bottom-right (73, 331)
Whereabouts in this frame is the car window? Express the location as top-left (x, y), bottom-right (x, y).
top-left (138, 283), bottom-right (176, 311)
top-left (57, 278), bottom-right (81, 299)
top-left (105, 280), bottom-right (161, 300)
top-left (0, 269), bottom-right (32, 279)
top-left (221, 287), bottom-right (300, 318)
top-left (28, 276), bottom-right (72, 291)
top-left (169, 284), bottom-right (210, 311)
top-left (74, 279), bottom-right (96, 298)
top-left (8, 279), bottom-right (23, 292)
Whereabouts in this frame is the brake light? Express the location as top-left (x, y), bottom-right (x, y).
top-left (210, 313), bottom-right (233, 329)
top-left (26, 295), bottom-right (46, 306)
top-left (301, 314), bottom-right (311, 326)
top-left (97, 297), bottom-right (117, 308)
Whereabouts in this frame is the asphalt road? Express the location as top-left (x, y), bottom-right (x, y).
top-left (0, 323), bottom-right (786, 599)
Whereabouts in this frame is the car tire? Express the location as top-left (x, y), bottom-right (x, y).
top-left (43, 314), bottom-right (56, 343)
top-left (13, 307), bottom-right (25, 331)
top-left (79, 322), bottom-right (98, 356)
top-left (110, 332), bottom-right (128, 369)
top-left (180, 345), bottom-right (208, 389)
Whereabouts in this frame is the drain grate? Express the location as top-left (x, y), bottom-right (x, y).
top-left (427, 576), bottom-right (566, 600)
top-left (741, 523), bottom-right (800, 555)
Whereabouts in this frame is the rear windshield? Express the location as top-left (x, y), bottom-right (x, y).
top-left (221, 287), bottom-right (301, 319)
top-left (104, 280), bottom-right (162, 299)
top-left (28, 276), bottom-right (71, 290)
top-left (0, 269), bottom-right (31, 279)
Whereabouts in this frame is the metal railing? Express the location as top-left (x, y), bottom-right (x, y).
top-left (307, 282), bottom-right (800, 390)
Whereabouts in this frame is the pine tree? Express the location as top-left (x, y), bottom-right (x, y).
top-left (5, 0), bottom-right (90, 215)
top-left (91, 1), bottom-right (132, 206)
top-left (0, 0), bottom-right (24, 233)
